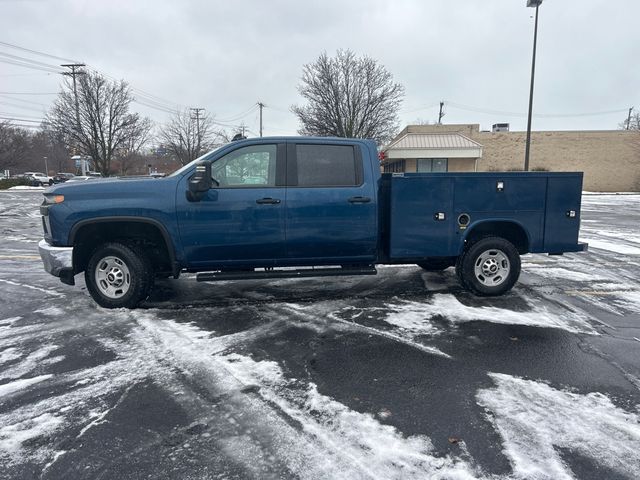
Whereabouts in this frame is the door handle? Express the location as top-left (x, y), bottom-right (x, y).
top-left (256, 197), bottom-right (281, 204)
top-left (348, 196), bottom-right (371, 204)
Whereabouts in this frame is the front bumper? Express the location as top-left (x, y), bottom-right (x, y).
top-left (38, 239), bottom-right (75, 285)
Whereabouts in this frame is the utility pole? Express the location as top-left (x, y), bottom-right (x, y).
top-left (438, 101), bottom-right (445, 124)
top-left (61, 63), bottom-right (86, 163)
top-left (257, 101), bottom-right (265, 137)
top-left (190, 107), bottom-right (205, 155)
top-left (626, 107), bottom-right (634, 130)
top-left (524, 1), bottom-right (542, 172)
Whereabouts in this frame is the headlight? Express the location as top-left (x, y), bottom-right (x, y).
top-left (43, 194), bottom-right (64, 205)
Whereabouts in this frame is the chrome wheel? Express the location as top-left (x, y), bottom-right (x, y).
top-left (473, 249), bottom-right (510, 287)
top-left (94, 256), bottom-right (131, 299)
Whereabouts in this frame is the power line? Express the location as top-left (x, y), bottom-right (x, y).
top-left (216, 104), bottom-right (258, 122)
top-left (0, 94), bottom-right (48, 107)
top-left (0, 115), bottom-right (45, 123)
top-left (0, 92), bottom-right (57, 95)
top-left (0, 58), bottom-right (61, 74)
top-left (0, 51), bottom-right (62, 70)
top-left (0, 100), bottom-right (45, 112)
top-left (446, 101), bottom-right (629, 119)
top-left (0, 40), bottom-right (79, 63)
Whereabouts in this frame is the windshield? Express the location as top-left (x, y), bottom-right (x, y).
top-left (167, 144), bottom-right (229, 178)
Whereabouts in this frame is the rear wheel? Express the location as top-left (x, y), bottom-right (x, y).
top-left (456, 237), bottom-right (520, 296)
top-left (85, 242), bottom-right (153, 308)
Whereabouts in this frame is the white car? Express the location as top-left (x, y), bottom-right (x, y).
top-left (23, 171), bottom-right (53, 186)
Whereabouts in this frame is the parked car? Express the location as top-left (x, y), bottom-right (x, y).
top-left (23, 172), bottom-right (53, 186)
top-left (38, 136), bottom-right (587, 308)
top-left (52, 173), bottom-right (75, 184)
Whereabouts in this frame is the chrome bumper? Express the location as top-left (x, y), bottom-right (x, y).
top-left (38, 239), bottom-right (73, 278)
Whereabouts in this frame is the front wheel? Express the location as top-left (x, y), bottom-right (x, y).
top-left (85, 242), bottom-right (153, 308)
top-left (456, 237), bottom-right (521, 296)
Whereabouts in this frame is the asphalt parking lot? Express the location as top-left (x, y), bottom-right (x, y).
top-left (1, 190), bottom-right (640, 480)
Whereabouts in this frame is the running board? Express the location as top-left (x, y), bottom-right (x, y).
top-left (196, 266), bottom-right (378, 282)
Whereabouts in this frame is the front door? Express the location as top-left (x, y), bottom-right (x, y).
top-left (176, 143), bottom-right (286, 268)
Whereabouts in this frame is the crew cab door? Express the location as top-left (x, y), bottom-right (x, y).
top-left (176, 143), bottom-right (286, 268)
top-left (284, 142), bottom-right (377, 263)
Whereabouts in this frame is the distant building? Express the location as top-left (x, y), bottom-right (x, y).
top-left (381, 124), bottom-right (640, 192)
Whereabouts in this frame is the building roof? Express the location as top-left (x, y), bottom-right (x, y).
top-left (382, 132), bottom-right (483, 160)
top-left (385, 133), bottom-right (482, 151)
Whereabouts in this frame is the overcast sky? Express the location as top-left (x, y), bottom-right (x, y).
top-left (1, 0), bottom-right (639, 140)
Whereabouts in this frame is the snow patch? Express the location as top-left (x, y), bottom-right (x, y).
top-left (0, 347), bottom-right (21, 364)
top-left (135, 317), bottom-right (481, 479)
top-left (0, 413), bottom-right (64, 461)
top-left (477, 373), bottom-right (640, 480)
top-left (0, 317), bottom-right (21, 326)
top-left (0, 344), bottom-right (61, 380)
top-left (581, 238), bottom-right (640, 255)
top-left (0, 279), bottom-right (65, 297)
top-left (216, 352), bottom-right (482, 479)
top-left (34, 306), bottom-right (65, 317)
top-left (524, 267), bottom-right (600, 282)
top-left (383, 294), bottom-right (597, 335)
top-left (0, 374), bottom-right (52, 397)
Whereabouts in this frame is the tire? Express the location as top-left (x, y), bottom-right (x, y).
top-left (417, 258), bottom-right (454, 271)
top-left (85, 242), bottom-right (153, 308)
top-left (456, 236), bottom-right (521, 296)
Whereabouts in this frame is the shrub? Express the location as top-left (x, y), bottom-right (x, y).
top-left (0, 178), bottom-right (32, 190)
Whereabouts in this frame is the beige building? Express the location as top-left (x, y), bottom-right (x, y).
top-left (381, 124), bottom-right (640, 192)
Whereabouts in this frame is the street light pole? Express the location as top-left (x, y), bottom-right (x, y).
top-left (43, 156), bottom-right (48, 176)
top-left (524, 0), bottom-right (543, 172)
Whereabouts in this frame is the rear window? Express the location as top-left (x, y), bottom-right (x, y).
top-left (294, 144), bottom-right (360, 187)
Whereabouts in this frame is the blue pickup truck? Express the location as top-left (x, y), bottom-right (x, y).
top-left (38, 137), bottom-right (586, 308)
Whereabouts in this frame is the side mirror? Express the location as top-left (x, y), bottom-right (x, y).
top-left (186, 161), bottom-right (212, 202)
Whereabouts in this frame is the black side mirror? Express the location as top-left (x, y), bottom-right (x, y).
top-left (186, 161), bottom-right (212, 202)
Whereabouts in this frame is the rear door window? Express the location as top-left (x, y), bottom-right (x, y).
top-left (290, 144), bottom-right (362, 187)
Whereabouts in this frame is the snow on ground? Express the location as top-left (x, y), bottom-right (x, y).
top-left (134, 316), bottom-right (482, 480)
top-left (379, 294), bottom-right (598, 335)
top-left (1, 191), bottom-right (640, 478)
top-left (0, 375), bottom-right (53, 397)
top-left (477, 373), bottom-right (640, 480)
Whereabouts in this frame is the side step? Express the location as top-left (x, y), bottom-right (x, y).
top-left (196, 266), bottom-right (377, 282)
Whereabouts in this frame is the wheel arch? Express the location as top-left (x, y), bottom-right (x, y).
top-left (69, 217), bottom-right (178, 276)
top-left (460, 220), bottom-right (530, 254)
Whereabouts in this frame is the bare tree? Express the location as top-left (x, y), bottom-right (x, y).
top-left (115, 117), bottom-right (153, 175)
top-left (619, 111), bottom-right (640, 131)
top-left (160, 109), bottom-right (226, 166)
top-left (47, 71), bottom-right (150, 176)
top-left (0, 121), bottom-right (30, 173)
top-left (292, 50), bottom-right (405, 145)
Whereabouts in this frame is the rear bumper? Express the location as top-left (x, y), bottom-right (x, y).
top-left (38, 239), bottom-right (75, 285)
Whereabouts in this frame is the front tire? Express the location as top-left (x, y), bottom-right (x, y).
top-left (85, 242), bottom-right (153, 308)
top-left (456, 237), bottom-right (521, 296)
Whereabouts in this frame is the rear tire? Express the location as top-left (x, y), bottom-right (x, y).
top-left (85, 242), bottom-right (153, 308)
top-left (456, 237), bottom-right (520, 296)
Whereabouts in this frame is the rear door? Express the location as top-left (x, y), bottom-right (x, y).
top-left (284, 141), bottom-right (377, 264)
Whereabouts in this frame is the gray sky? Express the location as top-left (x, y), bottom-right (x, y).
top-left (1, 0), bottom-right (639, 140)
